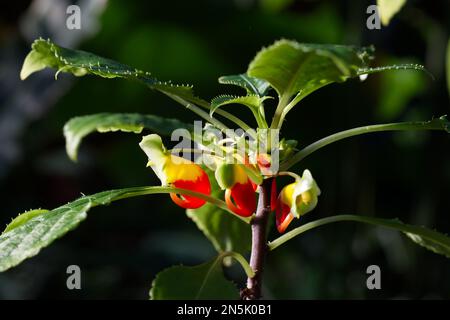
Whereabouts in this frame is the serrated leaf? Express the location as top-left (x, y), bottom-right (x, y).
top-left (361, 216), bottom-right (450, 258)
top-left (0, 186), bottom-right (231, 272)
top-left (21, 38), bottom-right (203, 105)
top-left (247, 40), bottom-right (431, 128)
top-left (63, 113), bottom-right (192, 161)
top-left (150, 254), bottom-right (239, 300)
top-left (269, 214), bottom-right (450, 258)
top-left (210, 94), bottom-right (269, 117)
top-left (377, 0), bottom-right (407, 26)
top-left (248, 40), bottom-right (375, 99)
top-left (186, 170), bottom-right (251, 256)
top-left (218, 74), bottom-right (271, 97)
top-left (357, 63), bottom-right (431, 79)
top-left (3, 209), bottom-right (49, 233)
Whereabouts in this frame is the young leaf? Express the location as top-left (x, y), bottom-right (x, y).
top-left (64, 113), bottom-right (192, 161)
top-left (247, 40), bottom-right (375, 100)
top-left (268, 214), bottom-right (450, 259)
top-left (218, 74), bottom-right (271, 97)
top-left (186, 170), bottom-right (251, 256)
top-left (210, 95), bottom-right (266, 116)
top-left (247, 40), bottom-right (428, 128)
top-left (3, 209), bottom-right (49, 233)
top-left (0, 186), bottom-right (234, 272)
top-left (210, 95), bottom-right (270, 127)
top-left (150, 254), bottom-right (239, 300)
top-left (20, 38), bottom-right (203, 105)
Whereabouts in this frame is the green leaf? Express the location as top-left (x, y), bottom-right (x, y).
top-left (63, 113), bottom-right (192, 161)
top-left (247, 40), bottom-right (428, 128)
top-left (186, 171), bottom-right (251, 256)
top-left (0, 186), bottom-right (236, 272)
top-left (3, 209), bottom-right (49, 233)
top-left (357, 64), bottom-right (431, 78)
top-left (211, 95), bottom-right (264, 115)
top-left (377, 0), bottom-right (407, 26)
top-left (247, 39), bottom-right (375, 100)
top-left (150, 254), bottom-right (239, 300)
top-left (218, 74), bottom-right (271, 97)
top-left (20, 38), bottom-right (202, 104)
top-left (268, 214), bottom-right (450, 259)
top-left (210, 95), bottom-right (270, 128)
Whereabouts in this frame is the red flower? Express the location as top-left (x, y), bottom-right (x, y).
top-left (140, 134), bottom-right (211, 209)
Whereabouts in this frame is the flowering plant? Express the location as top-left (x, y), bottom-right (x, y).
top-left (0, 38), bottom-right (449, 299)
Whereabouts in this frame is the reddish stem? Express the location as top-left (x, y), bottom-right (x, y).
top-left (242, 178), bottom-right (273, 300)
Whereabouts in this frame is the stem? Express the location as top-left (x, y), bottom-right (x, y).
top-left (267, 213), bottom-right (450, 251)
top-left (195, 98), bottom-right (254, 133)
top-left (164, 92), bottom-right (230, 133)
top-left (243, 178), bottom-right (273, 300)
top-left (277, 171), bottom-right (301, 180)
top-left (221, 251), bottom-right (255, 278)
top-left (270, 94), bottom-right (290, 129)
top-left (111, 186), bottom-right (251, 223)
top-left (280, 117), bottom-right (450, 171)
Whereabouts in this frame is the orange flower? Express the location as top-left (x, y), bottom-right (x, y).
top-left (140, 134), bottom-right (211, 209)
top-left (275, 170), bottom-right (321, 233)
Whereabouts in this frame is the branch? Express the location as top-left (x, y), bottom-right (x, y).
top-left (243, 178), bottom-right (273, 300)
top-left (280, 116), bottom-right (450, 170)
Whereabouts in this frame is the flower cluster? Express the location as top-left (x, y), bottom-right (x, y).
top-left (140, 134), bottom-right (320, 233)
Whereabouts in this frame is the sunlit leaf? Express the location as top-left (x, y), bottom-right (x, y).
top-left (64, 113), bottom-right (192, 161)
top-left (210, 94), bottom-right (269, 118)
top-left (20, 38), bottom-right (204, 105)
top-left (3, 209), bottom-right (49, 234)
top-left (247, 40), bottom-right (428, 127)
top-left (0, 186), bottom-right (232, 272)
top-left (218, 74), bottom-right (271, 97)
top-left (247, 39), bottom-right (375, 100)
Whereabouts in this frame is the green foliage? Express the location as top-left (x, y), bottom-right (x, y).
top-left (9, 37), bottom-right (449, 299)
top-left (246, 39), bottom-right (427, 128)
top-left (0, 186), bottom-right (231, 272)
top-left (218, 74), bottom-right (271, 97)
top-left (269, 215), bottom-right (450, 258)
top-left (211, 95), bottom-right (266, 116)
top-left (150, 254), bottom-right (239, 300)
top-left (64, 113), bottom-right (192, 161)
top-left (20, 38), bottom-right (203, 105)
top-left (3, 209), bottom-right (49, 233)
top-left (210, 95), bottom-right (270, 127)
top-left (248, 40), bottom-right (374, 99)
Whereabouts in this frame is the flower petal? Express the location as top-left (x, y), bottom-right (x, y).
top-left (225, 180), bottom-right (256, 217)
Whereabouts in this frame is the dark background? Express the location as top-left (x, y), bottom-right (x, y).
top-left (0, 0), bottom-right (449, 299)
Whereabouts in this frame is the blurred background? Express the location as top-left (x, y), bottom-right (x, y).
top-left (0, 0), bottom-right (449, 299)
